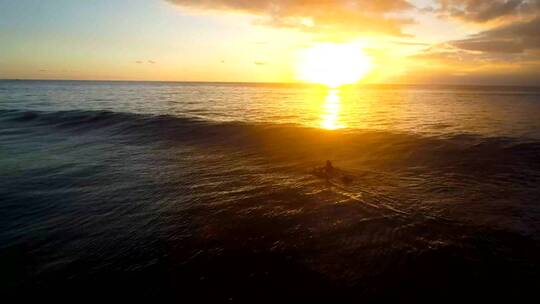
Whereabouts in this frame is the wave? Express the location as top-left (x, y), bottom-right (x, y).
top-left (2, 109), bottom-right (540, 173)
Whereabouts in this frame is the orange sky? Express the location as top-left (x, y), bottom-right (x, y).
top-left (1, 0), bottom-right (539, 86)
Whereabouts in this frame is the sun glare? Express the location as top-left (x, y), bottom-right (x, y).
top-left (296, 43), bottom-right (373, 88)
top-left (320, 90), bottom-right (344, 130)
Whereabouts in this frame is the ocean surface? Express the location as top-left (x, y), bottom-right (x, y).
top-left (1, 80), bottom-right (540, 302)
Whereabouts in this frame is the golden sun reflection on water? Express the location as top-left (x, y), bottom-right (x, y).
top-left (320, 89), bottom-right (345, 130)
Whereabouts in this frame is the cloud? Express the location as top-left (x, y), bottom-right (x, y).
top-left (481, 15), bottom-right (540, 39)
top-left (436, 0), bottom-right (539, 23)
top-left (413, 45), bottom-right (523, 63)
top-left (450, 16), bottom-right (540, 53)
top-left (135, 60), bottom-right (158, 65)
top-left (451, 39), bottom-right (525, 53)
top-left (167, 0), bottom-right (416, 36)
top-left (410, 6), bottom-right (540, 85)
top-left (254, 61), bottom-right (267, 65)
top-left (408, 43), bottom-right (540, 86)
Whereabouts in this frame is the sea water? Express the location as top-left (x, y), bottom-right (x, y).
top-left (1, 80), bottom-right (540, 301)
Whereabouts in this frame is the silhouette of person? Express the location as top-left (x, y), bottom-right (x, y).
top-left (325, 160), bottom-right (334, 176)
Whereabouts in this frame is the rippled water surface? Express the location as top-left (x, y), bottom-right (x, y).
top-left (1, 80), bottom-right (540, 302)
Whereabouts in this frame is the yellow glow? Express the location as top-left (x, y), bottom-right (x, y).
top-left (320, 90), bottom-right (344, 130)
top-left (296, 43), bottom-right (373, 88)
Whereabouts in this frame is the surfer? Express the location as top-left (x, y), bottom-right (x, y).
top-left (316, 160), bottom-right (354, 184)
top-left (325, 160), bottom-right (334, 176)
top-left (311, 160), bottom-right (353, 184)
top-left (310, 160), bottom-right (334, 180)
top-left (325, 160), bottom-right (333, 171)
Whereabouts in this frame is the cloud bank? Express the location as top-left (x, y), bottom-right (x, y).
top-left (167, 0), bottom-right (415, 36)
top-left (451, 16), bottom-right (540, 53)
top-left (436, 0), bottom-right (539, 23)
top-left (421, 0), bottom-right (540, 64)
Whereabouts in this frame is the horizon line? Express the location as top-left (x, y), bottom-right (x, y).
top-left (1, 78), bottom-right (540, 89)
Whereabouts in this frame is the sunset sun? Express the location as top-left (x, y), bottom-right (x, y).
top-left (296, 43), bottom-right (373, 88)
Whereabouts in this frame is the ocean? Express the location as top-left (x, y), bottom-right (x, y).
top-left (1, 80), bottom-right (540, 302)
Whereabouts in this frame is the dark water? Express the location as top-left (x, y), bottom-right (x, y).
top-left (1, 80), bottom-right (540, 302)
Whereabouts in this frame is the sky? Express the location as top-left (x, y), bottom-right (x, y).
top-left (1, 0), bottom-right (539, 86)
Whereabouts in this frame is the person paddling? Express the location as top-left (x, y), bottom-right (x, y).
top-left (325, 160), bottom-right (334, 173)
top-left (324, 160), bottom-right (334, 181)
